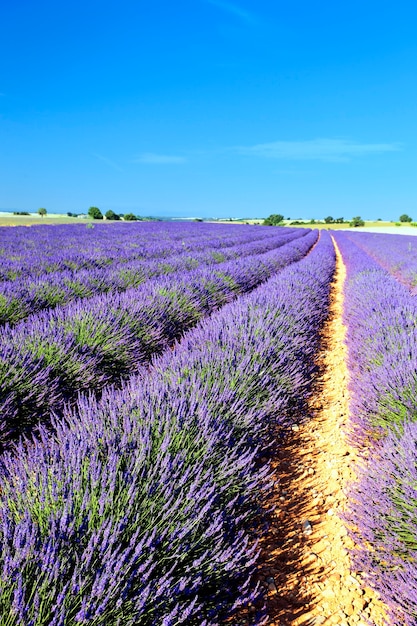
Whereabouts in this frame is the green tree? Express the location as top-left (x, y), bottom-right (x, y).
top-left (38, 208), bottom-right (47, 218)
top-left (105, 210), bottom-right (120, 221)
top-left (263, 214), bottom-right (284, 226)
top-left (324, 216), bottom-right (334, 224)
top-left (400, 214), bottom-right (413, 223)
top-left (350, 216), bottom-right (365, 227)
top-left (335, 217), bottom-right (344, 223)
top-left (88, 206), bottom-right (103, 220)
top-left (123, 213), bottom-right (137, 221)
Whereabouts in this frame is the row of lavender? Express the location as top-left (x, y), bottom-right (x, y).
top-left (338, 230), bottom-right (417, 292)
top-left (0, 231), bottom-right (335, 626)
top-left (0, 229), bottom-right (306, 326)
top-left (0, 229), bottom-right (318, 448)
top-left (0, 222), bottom-right (292, 281)
top-left (333, 232), bottom-right (417, 625)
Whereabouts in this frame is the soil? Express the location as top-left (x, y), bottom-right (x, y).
top-left (255, 239), bottom-right (389, 626)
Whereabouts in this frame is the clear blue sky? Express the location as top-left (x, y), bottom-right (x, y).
top-left (1, 0), bottom-right (416, 219)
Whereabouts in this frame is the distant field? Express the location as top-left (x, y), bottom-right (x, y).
top-left (2, 214), bottom-right (416, 230)
top-left (0, 214), bottom-right (93, 226)
top-left (286, 221), bottom-right (417, 230)
top-left (212, 219), bottom-right (417, 230)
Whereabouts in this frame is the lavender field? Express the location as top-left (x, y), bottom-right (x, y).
top-left (0, 222), bottom-right (416, 625)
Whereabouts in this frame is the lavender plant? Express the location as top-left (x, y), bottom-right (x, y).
top-left (348, 421), bottom-right (417, 626)
top-left (0, 231), bottom-right (335, 625)
top-left (0, 229), bottom-right (307, 326)
top-left (0, 222), bottom-right (296, 282)
top-left (333, 232), bottom-right (417, 440)
top-left (338, 230), bottom-right (417, 292)
top-left (0, 230), bottom-right (318, 447)
top-left (333, 231), bottom-right (417, 623)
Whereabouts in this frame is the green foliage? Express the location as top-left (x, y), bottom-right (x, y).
top-left (211, 251), bottom-right (226, 263)
top-left (324, 216), bottom-right (334, 223)
top-left (88, 206), bottom-right (103, 220)
top-left (350, 216), bottom-right (365, 227)
top-left (13, 211), bottom-right (30, 216)
top-left (34, 284), bottom-right (68, 307)
top-left (0, 294), bottom-right (30, 325)
top-left (262, 213), bottom-right (284, 226)
top-left (123, 213), bottom-right (138, 221)
top-left (105, 210), bottom-right (120, 221)
top-left (117, 268), bottom-right (146, 288)
top-left (38, 207), bottom-right (47, 217)
top-left (400, 213), bottom-right (413, 222)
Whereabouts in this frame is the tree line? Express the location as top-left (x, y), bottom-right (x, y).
top-left (262, 214), bottom-right (413, 226)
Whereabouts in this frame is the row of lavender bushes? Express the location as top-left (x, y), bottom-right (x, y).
top-left (0, 222), bottom-right (290, 281)
top-left (0, 230), bottom-right (318, 448)
top-left (337, 230), bottom-right (417, 293)
top-left (0, 229), bottom-right (306, 326)
top-left (0, 230), bottom-right (335, 626)
top-left (334, 232), bottom-right (417, 625)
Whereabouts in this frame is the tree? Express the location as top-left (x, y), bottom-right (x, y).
top-left (263, 214), bottom-right (284, 226)
top-left (400, 214), bottom-right (413, 223)
top-left (335, 217), bottom-right (344, 223)
top-left (350, 216), bottom-right (365, 227)
top-left (105, 210), bottom-right (120, 221)
top-left (324, 216), bottom-right (334, 224)
top-left (38, 208), bottom-right (47, 218)
top-left (123, 213), bottom-right (137, 221)
top-left (88, 206), bottom-right (103, 220)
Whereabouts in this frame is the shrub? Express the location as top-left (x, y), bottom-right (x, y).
top-left (262, 214), bottom-right (284, 226)
top-left (88, 206), bottom-right (103, 220)
top-left (105, 210), bottom-right (120, 221)
top-left (349, 216), bottom-right (365, 227)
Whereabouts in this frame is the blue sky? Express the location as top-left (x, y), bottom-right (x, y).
top-left (1, 0), bottom-right (416, 219)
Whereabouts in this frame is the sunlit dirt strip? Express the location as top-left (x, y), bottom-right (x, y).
top-left (256, 238), bottom-right (389, 626)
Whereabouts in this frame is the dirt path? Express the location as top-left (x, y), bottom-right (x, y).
top-left (256, 239), bottom-right (388, 625)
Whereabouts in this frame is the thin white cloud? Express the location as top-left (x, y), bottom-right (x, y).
top-left (233, 138), bottom-right (402, 162)
top-left (133, 153), bottom-right (187, 164)
top-left (205, 0), bottom-right (254, 24)
top-left (93, 153), bottom-right (123, 172)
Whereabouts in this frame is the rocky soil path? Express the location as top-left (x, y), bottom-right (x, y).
top-left (256, 240), bottom-right (389, 626)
